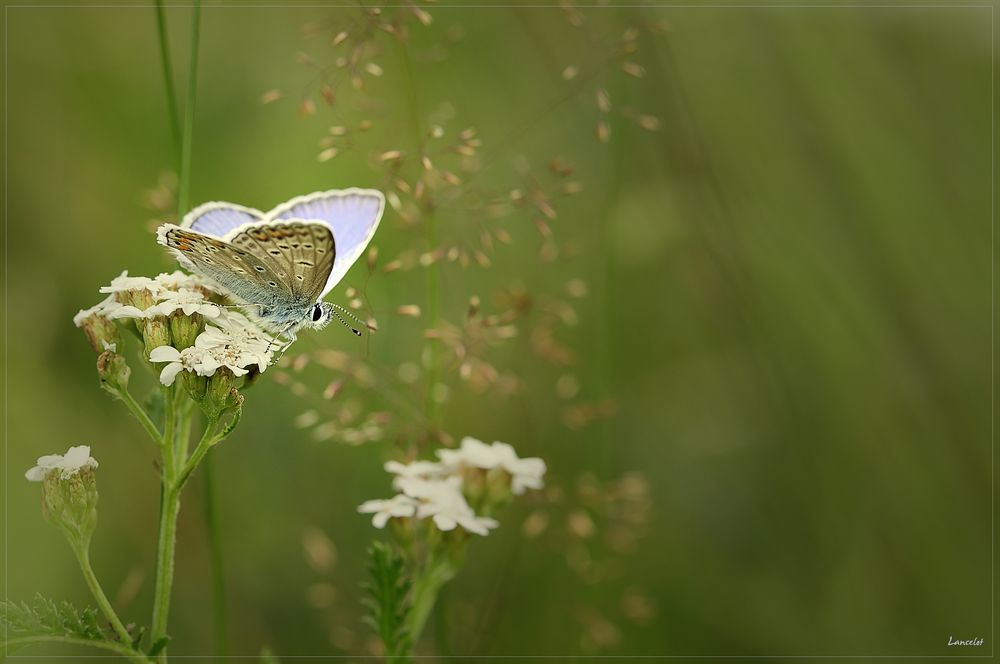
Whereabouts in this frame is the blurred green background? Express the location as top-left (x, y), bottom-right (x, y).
top-left (3, 2), bottom-right (994, 660)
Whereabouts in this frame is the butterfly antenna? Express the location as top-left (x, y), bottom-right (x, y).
top-left (331, 308), bottom-right (362, 337)
top-left (331, 303), bottom-right (370, 331)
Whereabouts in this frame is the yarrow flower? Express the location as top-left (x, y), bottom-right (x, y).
top-left (98, 271), bottom-right (162, 295)
top-left (438, 436), bottom-right (547, 495)
top-left (359, 437), bottom-right (545, 535)
top-left (77, 270), bottom-right (221, 323)
top-left (25, 445), bottom-right (99, 482)
top-left (72, 294), bottom-right (122, 327)
top-left (148, 308), bottom-right (275, 386)
top-left (402, 476), bottom-right (499, 535)
top-left (358, 494), bottom-right (418, 528)
top-left (146, 288), bottom-right (221, 318)
top-left (196, 312), bottom-right (274, 368)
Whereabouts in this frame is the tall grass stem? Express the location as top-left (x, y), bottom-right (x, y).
top-left (153, 0), bottom-right (181, 162)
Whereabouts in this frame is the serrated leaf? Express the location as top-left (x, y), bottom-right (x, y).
top-left (1, 594), bottom-right (107, 641)
top-left (363, 541), bottom-right (412, 661)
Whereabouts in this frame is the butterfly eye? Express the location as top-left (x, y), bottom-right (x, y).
top-left (312, 304), bottom-right (324, 322)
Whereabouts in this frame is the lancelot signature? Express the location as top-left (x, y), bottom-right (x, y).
top-left (947, 636), bottom-right (984, 646)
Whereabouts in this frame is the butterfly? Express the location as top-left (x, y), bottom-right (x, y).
top-left (157, 188), bottom-right (384, 348)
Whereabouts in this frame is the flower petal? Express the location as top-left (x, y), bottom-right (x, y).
top-left (24, 466), bottom-right (47, 482)
top-left (159, 362), bottom-right (184, 386)
top-left (149, 346), bottom-right (181, 363)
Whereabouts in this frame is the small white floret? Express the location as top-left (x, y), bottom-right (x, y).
top-left (25, 445), bottom-right (99, 482)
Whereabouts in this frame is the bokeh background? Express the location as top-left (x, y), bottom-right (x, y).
top-left (3, 2), bottom-right (994, 660)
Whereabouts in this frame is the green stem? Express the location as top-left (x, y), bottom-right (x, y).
top-left (176, 397), bottom-right (195, 463)
top-left (176, 416), bottom-right (222, 490)
top-left (1, 635), bottom-right (147, 662)
top-left (150, 387), bottom-right (180, 661)
top-left (203, 452), bottom-right (228, 658)
top-left (175, 0), bottom-right (202, 219)
top-left (153, 0), bottom-right (181, 161)
top-left (71, 544), bottom-right (134, 647)
top-left (116, 387), bottom-right (164, 447)
top-left (405, 555), bottom-right (455, 647)
top-left (150, 489), bottom-right (179, 663)
top-left (162, 386), bottom-right (177, 463)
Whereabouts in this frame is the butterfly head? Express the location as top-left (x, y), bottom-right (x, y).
top-left (306, 302), bottom-right (335, 330)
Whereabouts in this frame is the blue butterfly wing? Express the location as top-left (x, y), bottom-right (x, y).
top-left (266, 188), bottom-right (384, 298)
top-left (182, 201), bottom-right (265, 237)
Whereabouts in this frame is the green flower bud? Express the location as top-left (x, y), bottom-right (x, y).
top-left (116, 288), bottom-right (155, 312)
top-left (182, 371), bottom-right (208, 402)
top-left (169, 312), bottom-right (202, 350)
top-left (140, 318), bottom-right (172, 357)
top-left (205, 369), bottom-right (244, 417)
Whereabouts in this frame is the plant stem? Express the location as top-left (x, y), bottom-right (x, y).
top-left (71, 543), bottom-right (134, 647)
top-left (150, 489), bottom-right (179, 663)
top-left (203, 452), bottom-right (228, 658)
top-left (116, 387), bottom-right (164, 447)
top-left (1, 635), bottom-right (147, 662)
top-left (147, 3), bottom-right (207, 661)
top-left (150, 387), bottom-right (180, 661)
top-left (176, 415), bottom-right (221, 489)
top-left (153, 0), bottom-right (181, 161)
top-left (162, 386), bottom-right (178, 466)
top-left (406, 555), bottom-right (455, 646)
top-left (175, 0), bottom-right (202, 219)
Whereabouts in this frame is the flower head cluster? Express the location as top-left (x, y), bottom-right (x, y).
top-left (149, 312), bottom-right (274, 386)
top-left (80, 270), bottom-right (213, 322)
top-left (358, 436), bottom-right (546, 536)
top-left (75, 271), bottom-right (277, 384)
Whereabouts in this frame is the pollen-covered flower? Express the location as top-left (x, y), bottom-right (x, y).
top-left (195, 313), bottom-right (274, 372)
top-left (358, 494), bottom-right (418, 528)
top-left (438, 436), bottom-right (546, 494)
top-left (25, 445), bottom-right (99, 482)
top-left (150, 321), bottom-right (271, 386)
top-left (149, 343), bottom-right (252, 386)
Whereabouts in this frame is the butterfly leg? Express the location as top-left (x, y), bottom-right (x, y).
top-left (269, 325), bottom-right (298, 363)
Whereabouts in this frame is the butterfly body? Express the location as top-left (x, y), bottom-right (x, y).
top-left (156, 189), bottom-right (384, 344)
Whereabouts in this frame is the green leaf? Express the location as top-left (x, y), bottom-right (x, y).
top-left (362, 541), bottom-right (413, 662)
top-left (1, 594), bottom-right (151, 658)
top-left (1, 594), bottom-right (107, 642)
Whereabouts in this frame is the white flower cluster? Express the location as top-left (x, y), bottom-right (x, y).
top-left (73, 270), bottom-right (220, 325)
top-left (358, 437), bottom-right (547, 536)
top-left (74, 270), bottom-right (276, 385)
top-left (25, 445), bottom-right (99, 482)
top-left (149, 311), bottom-right (274, 386)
